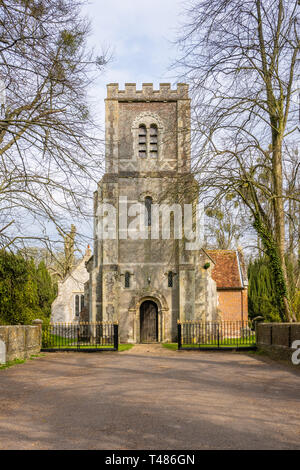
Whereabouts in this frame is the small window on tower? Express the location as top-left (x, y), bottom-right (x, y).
top-left (138, 125), bottom-right (147, 158)
top-left (145, 196), bottom-right (152, 226)
top-left (150, 124), bottom-right (158, 157)
top-left (125, 272), bottom-right (130, 288)
top-left (75, 295), bottom-right (80, 316)
top-left (168, 272), bottom-right (173, 288)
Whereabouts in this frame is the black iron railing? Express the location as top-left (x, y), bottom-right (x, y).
top-left (178, 321), bottom-right (256, 350)
top-left (42, 322), bottom-right (118, 351)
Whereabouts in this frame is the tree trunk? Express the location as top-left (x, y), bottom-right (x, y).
top-left (272, 133), bottom-right (295, 321)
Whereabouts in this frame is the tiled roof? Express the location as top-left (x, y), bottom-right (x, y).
top-left (206, 250), bottom-right (246, 289)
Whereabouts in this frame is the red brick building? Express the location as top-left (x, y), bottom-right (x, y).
top-left (206, 249), bottom-right (248, 322)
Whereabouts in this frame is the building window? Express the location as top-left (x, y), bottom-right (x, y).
top-left (75, 294), bottom-right (84, 316)
top-left (138, 124), bottom-right (147, 158)
top-left (125, 271), bottom-right (130, 288)
top-left (145, 196), bottom-right (152, 226)
top-left (137, 123), bottom-right (158, 158)
top-left (168, 271), bottom-right (173, 288)
top-left (75, 295), bottom-right (80, 316)
top-left (150, 124), bottom-right (158, 157)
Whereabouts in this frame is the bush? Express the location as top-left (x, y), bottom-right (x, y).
top-left (248, 257), bottom-right (282, 322)
top-left (0, 250), bottom-right (57, 325)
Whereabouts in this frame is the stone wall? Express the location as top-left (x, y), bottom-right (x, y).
top-left (256, 322), bottom-right (300, 362)
top-left (0, 321), bottom-right (42, 363)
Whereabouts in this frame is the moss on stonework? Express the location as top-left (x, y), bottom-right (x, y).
top-left (0, 354), bottom-right (45, 370)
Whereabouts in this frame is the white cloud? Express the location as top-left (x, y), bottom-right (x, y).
top-left (84, 0), bottom-right (186, 135)
top-left (85, 0), bottom-right (183, 43)
top-left (82, 0), bottom-right (185, 241)
top-left (84, 0), bottom-right (185, 114)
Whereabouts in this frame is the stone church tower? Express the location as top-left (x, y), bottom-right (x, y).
top-left (87, 83), bottom-right (218, 343)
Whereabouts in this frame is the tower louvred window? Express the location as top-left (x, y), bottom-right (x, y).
top-left (150, 124), bottom-right (158, 157)
top-left (138, 125), bottom-right (147, 157)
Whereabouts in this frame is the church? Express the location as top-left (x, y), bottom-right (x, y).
top-left (85, 83), bottom-right (248, 343)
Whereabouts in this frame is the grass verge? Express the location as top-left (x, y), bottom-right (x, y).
top-left (162, 343), bottom-right (256, 350)
top-left (0, 354), bottom-right (45, 370)
top-left (118, 343), bottom-right (134, 352)
top-left (162, 343), bottom-right (178, 351)
top-left (42, 343), bottom-right (134, 351)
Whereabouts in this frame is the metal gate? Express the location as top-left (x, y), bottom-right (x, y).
top-left (42, 322), bottom-right (118, 351)
top-left (178, 321), bottom-right (256, 350)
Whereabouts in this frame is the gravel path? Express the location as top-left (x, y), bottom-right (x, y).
top-left (0, 345), bottom-right (299, 449)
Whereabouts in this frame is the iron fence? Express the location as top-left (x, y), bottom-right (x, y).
top-left (42, 322), bottom-right (118, 351)
top-left (178, 321), bottom-right (256, 350)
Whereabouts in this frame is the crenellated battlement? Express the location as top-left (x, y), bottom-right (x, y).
top-left (106, 82), bottom-right (189, 100)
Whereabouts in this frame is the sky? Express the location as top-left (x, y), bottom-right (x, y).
top-left (20, 0), bottom-right (187, 254)
top-left (21, 1), bottom-right (258, 255)
top-left (63, 0), bottom-right (187, 250)
top-left (82, 0), bottom-right (185, 127)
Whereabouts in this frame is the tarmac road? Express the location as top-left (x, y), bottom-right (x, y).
top-left (0, 344), bottom-right (299, 450)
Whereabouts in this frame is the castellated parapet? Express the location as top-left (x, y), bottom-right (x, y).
top-left (106, 83), bottom-right (190, 101)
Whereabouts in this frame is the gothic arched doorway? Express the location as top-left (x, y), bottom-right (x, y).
top-left (140, 300), bottom-right (158, 343)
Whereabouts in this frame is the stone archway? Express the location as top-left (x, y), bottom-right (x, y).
top-left (128, 291), bottom-right (169, 343)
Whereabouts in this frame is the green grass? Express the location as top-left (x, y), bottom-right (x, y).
top-left (29, 354), bottom-right (46, 359)
top-left (0, 358), bottom-right (26, 369)
top-left (50, 334), bottom-right (75, 345)
top-left (43, 344), bottom-right (114, 350)
top-left (182, 344), bottom-right (255, 349)
top-left (163, 340), bottom-right (256, 350)
top-left (162, 343), bottom-right (178, 350)
top-left (118, 343), bottom-right (134, 352)
top-left (42, 333), bottom-right (112, 349)
top-left (42, 332), bottom-right (134, 352)
top-left (42, 333), bottom-right (76, 348)
top-left (0, 354), bottom-right (44, 370)
top-left (42, 342), bottom-right (134, 351)
top-left (181, 335), bottom-right (256, 349)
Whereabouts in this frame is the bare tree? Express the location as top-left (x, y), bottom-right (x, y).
top-left (20, 224), bottom-right (84, 282)
top-left (0, 0), bottom-right (108, 250)
top-left (284, 145), bottom-right (300, 297)
top-left (204, 200), bottom-right (249, 250)
top-left (175, 0), bottom-right (299, 321)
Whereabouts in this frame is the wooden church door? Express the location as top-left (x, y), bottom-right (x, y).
top-left (140, 301), bottom-right (158, 343)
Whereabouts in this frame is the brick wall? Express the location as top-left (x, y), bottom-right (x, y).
top-left (218, 289), bottom-right (248, 322)
top-left (0, 322), bottom-right (42, 363)
top-left (256, 322), bottom-right (300, 362)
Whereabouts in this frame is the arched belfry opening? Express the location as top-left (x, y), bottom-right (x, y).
top-left (140, 300), bottom-right (158, 343)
